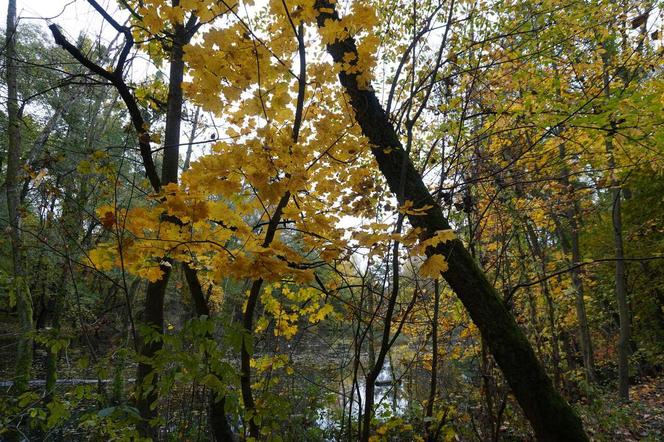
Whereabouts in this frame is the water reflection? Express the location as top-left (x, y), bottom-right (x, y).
top-left (316, 361), bottom-right (408, 433)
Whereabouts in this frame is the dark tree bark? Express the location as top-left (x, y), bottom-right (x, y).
top-left (183, 265), bottom-right (236, 441)
top-left (136, 13), bottom-right (200, 437)
top-left (425, 279), bottom-right (440, 442)
top-left (315, 2), bottom-right (589, 440)
top-left (135, 15), bottom-right (189, 437)
top-left (240, 193), bottom-right (290, 439)
top-left (49, 2), bottom-right (220, 436)
top-left (611, 180), bottom-right (630, 401)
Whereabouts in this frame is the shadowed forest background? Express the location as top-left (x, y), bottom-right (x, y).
top-left (1, 0), bottom-right (664, 440)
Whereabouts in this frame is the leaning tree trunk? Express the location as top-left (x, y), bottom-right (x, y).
top-left (315, 3), bottom-right (588, 440)
top-left (5, 0), bottom-right (34, 396)
top-left (182, 266), bottom-right (235, 440)
top-left (238, 22), bottom-right (306, 438)
top-left (181, 121), bottom-right (236, 441)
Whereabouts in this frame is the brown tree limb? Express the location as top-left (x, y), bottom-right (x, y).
top-left (49, 24), bottom-right (161, 192)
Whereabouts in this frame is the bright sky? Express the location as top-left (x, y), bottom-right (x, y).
top-left (1, 0), bottom-right (125, 43)
top-left (7, 0), bottom-right (225, 142)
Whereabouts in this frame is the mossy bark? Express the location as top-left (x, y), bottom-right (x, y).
top-left (5, 0), bottom-right (34, 397)
top-left (316, 3), bottom-right (589, 439)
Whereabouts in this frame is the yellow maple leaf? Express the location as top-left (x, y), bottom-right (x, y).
top-left (309, 304), bottom-right (334, 323)
top-left (89, 247), bottom-right (114, 271)
top-left (416, 229), bottom-right (456, 254)
top-left (419, 254), bottom-right (448, 278)
top-left (399, 200), bottom-right (433, 216)
top-left (142, 266), bottom-right (164, 283)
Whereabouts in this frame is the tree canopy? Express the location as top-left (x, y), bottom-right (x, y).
top-left (1, 0), bottom-right (664, 440)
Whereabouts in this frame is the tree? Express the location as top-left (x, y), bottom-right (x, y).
top-left (48, 1), bottom-right (233, 436)
top-left (3, 0), bottom-right (664, 440)
top-left (314, 1), bottom-right (589, 440)
top-left (5, 0), bottom-right (34, 397)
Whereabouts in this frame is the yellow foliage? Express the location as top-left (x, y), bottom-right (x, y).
top-left (419, 254), bottom-right (449, 278)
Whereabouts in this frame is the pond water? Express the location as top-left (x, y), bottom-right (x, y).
top-left (316, 361), bottom-right (409, 433)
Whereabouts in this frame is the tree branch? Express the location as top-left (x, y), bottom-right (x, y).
top-left (49, 24), bottom-right (161, 191)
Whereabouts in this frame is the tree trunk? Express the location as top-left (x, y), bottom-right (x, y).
top-left (5, 0), bottom-right (34, 397)
top-left (238, 22), bottom-right (306, 437)
top-left (49, 6), bottom-right (213, 435)
top-left (425, 279), bottom-right (440, 442)
top-left (602, 51), bottom-right (631, 401)
top-left (135, 266), bottom-right (169, 438)
top-left (183, 106), bottom-right (200, 172)
top-left (611, 184), bottom-right (630, 400)
top-left (605, 134), bottom-right (630, 400)
top-left (135, 21), bottom-right (186, 437)
top-left (555, 143), bottom-right (597, 383)
top-left (183, 265), bottom-right (236, 441)
top-left (524, 222), bottom-right (562, 389)
top-left (240, 192), bottom-right (290, 439)
top-left (569, 213), bottom-right (597, 383)
top-left (315, 4), bottom-right (588, 439)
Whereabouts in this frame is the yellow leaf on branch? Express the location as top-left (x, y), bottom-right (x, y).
top-left (419, 254), bottom-right (448, 279)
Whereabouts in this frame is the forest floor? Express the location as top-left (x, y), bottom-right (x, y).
top-left (627, 376), bottom-right (664, 440)
top-left (580, 374), bottom-right (664, 441)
